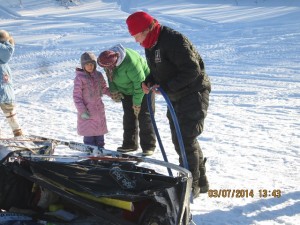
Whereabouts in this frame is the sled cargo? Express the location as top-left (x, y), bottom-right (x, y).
top-left (0, 135), bottom-right (194, 225)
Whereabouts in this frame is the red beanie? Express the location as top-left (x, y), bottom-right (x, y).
top-left (126, 11), bottom-right (155, 36)
top-left (97, 51), bottom-right (119, 68)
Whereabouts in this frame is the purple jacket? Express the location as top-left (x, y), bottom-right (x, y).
top-left (73, 68), bottom-right (111, 136)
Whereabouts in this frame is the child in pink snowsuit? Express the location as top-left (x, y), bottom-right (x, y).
top-left (73, 52), bottom-right (111, 147)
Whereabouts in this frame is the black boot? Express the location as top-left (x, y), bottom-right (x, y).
top-left (192, 186), bottom-right (200, 199)
top-left (117, 145), bottom-right (138, 152)
top-left (199, 157), bottom-right (209, 193)
top-left (192, 180), bottom-right (200, 199)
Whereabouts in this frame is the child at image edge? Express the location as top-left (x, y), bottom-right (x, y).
top-left (0, 30), bottom-right (23, 137)
top-left (73, 52), bottom-right (111, 147)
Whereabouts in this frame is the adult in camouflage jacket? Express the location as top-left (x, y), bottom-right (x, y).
top-left (126, 12), bottom-right (211, 199)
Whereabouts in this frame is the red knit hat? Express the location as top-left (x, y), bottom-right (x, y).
top-left (97, 51), bottom-right (119, 68)
top-left (126, 11), bottom-right (155, 36)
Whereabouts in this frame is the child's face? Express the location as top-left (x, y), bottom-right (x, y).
top-left (84, 62), bottom-right (95, 73)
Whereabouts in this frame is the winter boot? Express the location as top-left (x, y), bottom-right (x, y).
top-left (142, 149), bottom-right (154, 157)
top-left (13, 129), bottom-right (23, 137)
top-left (5, 112), bottom-right (23, 137)
top-left (117, 146), bottom-right (138, 153)
top-left (199, 175), bottom-right (209, 193)
top-left (192, 180), bottom-right (201, 199)
top-left (199, 157), bottom-right (209, 193)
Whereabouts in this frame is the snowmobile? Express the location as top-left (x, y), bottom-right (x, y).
top-left (0, 88), bottom-right (195, 225)
top-left (0, 135), bottom-right (193, 225)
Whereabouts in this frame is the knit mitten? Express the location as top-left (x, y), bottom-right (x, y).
top-left (81, 111), bottom-right (90, 119)
top-left (111, 92), bottom-right (124, 102)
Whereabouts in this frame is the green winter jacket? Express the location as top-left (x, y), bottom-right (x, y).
top-left (108, 48), bottom-right (149, 106)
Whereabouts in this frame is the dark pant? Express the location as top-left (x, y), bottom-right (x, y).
top-left (167, 90), bottom-right (209, 186)
top-left (121, 93), bottom-right (156, 151)
top-left (83, 135), bottom-right (105, 148)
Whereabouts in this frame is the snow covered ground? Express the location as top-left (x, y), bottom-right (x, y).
top-left (0, 0), bottom-right (299, 224)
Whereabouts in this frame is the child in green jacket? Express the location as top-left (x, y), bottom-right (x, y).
top-left (98, 44), bottom-right (156, 156)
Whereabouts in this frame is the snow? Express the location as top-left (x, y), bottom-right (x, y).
top-left (1, 0), bottom-right (299, 224)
